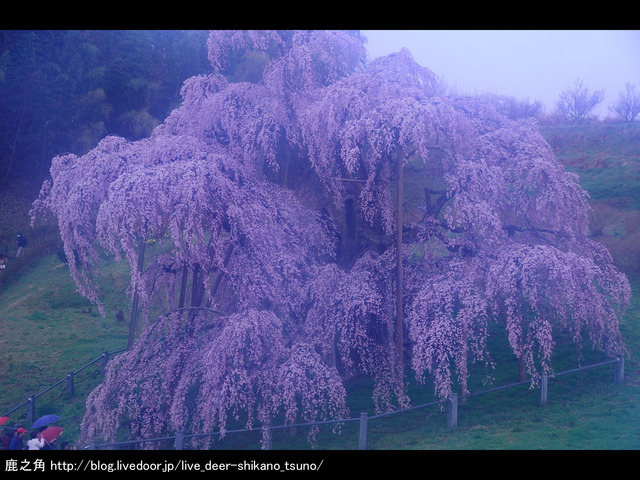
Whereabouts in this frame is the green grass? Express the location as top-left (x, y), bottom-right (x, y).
top-left (0, 253), bottom-right (131, 444)
top-left (540, 123), bottom-right (640, 208)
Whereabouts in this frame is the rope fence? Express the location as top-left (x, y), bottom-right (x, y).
top-left (1, 348), bottom-right (126, 426)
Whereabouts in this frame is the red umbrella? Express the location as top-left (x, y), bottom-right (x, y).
top-left (40, 426), bottom-right (63, 443)
top-left (0, 417), bottom-right (9, 426)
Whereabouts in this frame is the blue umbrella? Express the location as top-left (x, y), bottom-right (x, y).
top-left (31, 414), bottom-right (60, 430)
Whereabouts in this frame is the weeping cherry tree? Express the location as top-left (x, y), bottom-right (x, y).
top-left (30, 30), bottom-right (630, 448)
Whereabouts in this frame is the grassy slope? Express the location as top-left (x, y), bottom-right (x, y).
top-left (0, 123), bottom-right (639, 450)
top-left (0, 253), bottom-right (131, 443)
top-left (540, 123), bottom-right (640, 209)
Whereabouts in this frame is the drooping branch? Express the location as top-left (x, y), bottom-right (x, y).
top-left (502, 223), bottom-right (559, 239)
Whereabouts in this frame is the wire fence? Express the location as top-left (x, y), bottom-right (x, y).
top-left (1, 350), bottom-right (625, 450)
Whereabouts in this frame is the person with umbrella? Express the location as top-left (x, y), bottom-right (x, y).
top-left (27, 431), bottom-right (45, 450)
top-left (1, 417), bottom-right (12, 450)
top-left (31, 414), bottom-right (60, 430)
top-left (29, 415), bottom-right (62, 450)
top-left (9, 427), bottom-right (27, 450)
top-left (40, 427), bottom-right (63, 450)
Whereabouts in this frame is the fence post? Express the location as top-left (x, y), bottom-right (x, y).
top-left (358, 412), bottom-right (368, 450)
top-left (174, 431), bottom-right (184, 450)
top-left (447, 394), bottom-right (458, 429)
top-left (101, 351), bottom-right (109, 374)
top-left (66, 372), bottom-right (74, 396)
top-left (614, 355), bottom-right (624, 384)
top-left (263, 422), bottom-right (272, 450)
top-left (538, 374), bottom-right (548, 406)
top-left (27, 396), bottom-right (35, 426)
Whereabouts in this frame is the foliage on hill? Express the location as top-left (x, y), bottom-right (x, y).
top-left (0, 30), bottom-right (211, 188)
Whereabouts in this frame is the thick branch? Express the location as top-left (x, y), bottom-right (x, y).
top-left (503, 224), bottom-right (558, 236)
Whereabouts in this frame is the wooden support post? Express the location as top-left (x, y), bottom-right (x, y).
top-left (359, 412), bottom-right (368, 450)
top-left (614, 355), bottom-right (624, 384)
top-left (447, 393), bottom-right (458, 429)
top-left (65, 372), bottom-right (74, 396)
top-left (27, 396), bottom-right (35, 427)
top-left (100, 351), bottom-right (109, 374)
top-left (263, 422), bottom-right (272, 450)
top-left (538, 374), bottom-right (548, 406)
top-left (174, 431), bottom-right (184, 450)
top-left (395, 149), bottom-right (404, 377)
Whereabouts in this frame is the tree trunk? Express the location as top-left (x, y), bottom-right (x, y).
top-left (191, 264), bottom-right (204, 308)
top-left (127, 239), bottom-right (146, 349)
top-left (178, 264), bottom-right (189, 310)
top-left (1, 95), bottom-right (27, 185)
top-left (518, 356), bottom-right (527, 382)
top-left (460, 326), bottom-right (468, 403)
top-left (208, 244), bottom-right (234, 303)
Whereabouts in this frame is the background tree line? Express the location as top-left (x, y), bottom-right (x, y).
top-left (0, 30), bottom-right (211, 190)
top-left (2, 30), bottom-right (637, 195)
top-left (477, 79), bottom-right (640, 127)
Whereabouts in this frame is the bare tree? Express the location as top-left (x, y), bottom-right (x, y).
top-left (498, 95), bottom-right (544, 120)
top-left (556, 78), bottom-right (605, 125)
top-left (611, 83), bottom-right (640, 122)
top-left (480, 93), bottom-right (544, 120)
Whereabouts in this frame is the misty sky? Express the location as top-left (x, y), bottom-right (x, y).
top-left (361, 30), bottom-right (640, 118)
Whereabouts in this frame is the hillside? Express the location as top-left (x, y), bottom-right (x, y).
top-left (0, 121), bottom-right (639, 449)
top-left (540, 122), bottom-right (640, 277)
top-left (540, 122), bottom-right (640, 209)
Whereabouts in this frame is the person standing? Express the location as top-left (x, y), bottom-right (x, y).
top-left (9, 427), bottom-right (27, 450)
top-left (2, 430), bottom-right (12, 449)
top-left (16, 233), bottom-right (27, 258)
top-left (27, 431), bottom-right (45, 450)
